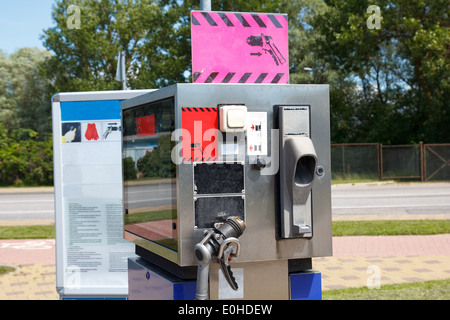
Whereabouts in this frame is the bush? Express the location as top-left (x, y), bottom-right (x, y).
top-left (123, 156), bottom-right (138, 180)
top-left (0, 124), bottom-right (53, 186)
top-left (136, 135), bottom-right (175, 179)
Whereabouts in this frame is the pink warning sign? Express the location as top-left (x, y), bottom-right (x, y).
top-left (191, 11), bottom-right (289, 84)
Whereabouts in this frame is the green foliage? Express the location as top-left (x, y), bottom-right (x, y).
top-left (40, 0), bottom-right (286, 92)
top-left (0, 48), bottom-right (53, 186)
top-left (0, 265), bottom-right (16, 275)
top-left (0, 123), bottom-right (53, 186)
top-left (210, 0), bottom-right (281, 12)
top-left (0, 0), bottom-right (449, 186)
top-left (41, 0), bottom-right (192, 92)
top-left (136, 135), bottom-right (175, 178)
top-left (311, 0), bottom-right (450, 144)
top-left (0, 48), bottom-right (52, 139)
top-left (123, 156), bottom-right (138, 180)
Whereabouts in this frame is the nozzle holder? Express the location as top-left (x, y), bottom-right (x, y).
top-left (279, 106), bottom-right (317, 238)
top-left (285, 137), bottom-right (318, 206)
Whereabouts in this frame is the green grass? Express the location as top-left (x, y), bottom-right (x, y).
top-left (332, 220), bottom-right (450, 236)
top-left (0, 225), bottom-right (55, 239)
top-left (323, 279), bottom-right (450, 300)
top-left (0, 220), bottom-right (448, 240)
top-left (0, 265), bottom-right (16, 276)
top-left (124, 209), bottom-right (175, 225)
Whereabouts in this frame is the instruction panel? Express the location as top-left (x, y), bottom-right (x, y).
top-left (55, 99), bottom-right (135, 296)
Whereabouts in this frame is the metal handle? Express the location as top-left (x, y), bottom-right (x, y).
top-left (217, 237), bottom-right (241, 260)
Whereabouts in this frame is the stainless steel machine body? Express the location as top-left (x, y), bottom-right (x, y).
top-left (121, 84), bottom-right (332, 289)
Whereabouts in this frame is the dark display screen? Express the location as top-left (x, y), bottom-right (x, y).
top-left (122, 98), bottom-right (177, 252)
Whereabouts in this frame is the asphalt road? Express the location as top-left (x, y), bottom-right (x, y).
top-left (332, 182), bottom-right (450, 219)
top-left (124, 181), bottom-right (176, 210)
top-left (0, 190), bottom-right (54, 223)
top-left (1, 182), bottom-right (449, 223)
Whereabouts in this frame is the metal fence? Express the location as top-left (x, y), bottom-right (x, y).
top-left (424, 144), bottom-right (450, 181)
top-left (331, 143), bottom-right (379, 180)
top-left (330, 143), bottom-right (450, 182)
top-left (380, 143), bottom-right (422, 180)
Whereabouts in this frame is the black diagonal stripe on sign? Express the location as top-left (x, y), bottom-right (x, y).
top-left (221, 72), bottom-right (236, 83)
top-left (255, 73), bottom-right (268, 83)
top-left (271, 73), bottom-right (284, 83)
top-left (205, 72), bottom-right (219, 83)
top-left (238, 73), bottom-right (252, 83)
top-left (219, 12), bottom-right (234, 27)
top-left (268, 14), bottom-right (282, 28)
top-left (235, 13), bottom-right (250, 27)
top-left (193, 72), bottom-right (202, 82)
top-left (282, 14), bottom-right (288, 22)
top-left (251, 14), bottom-right (267, 28)
top-left (191, 14), bottom-right (200, 25)
top-left (202, 12), bottom-right (217, 26)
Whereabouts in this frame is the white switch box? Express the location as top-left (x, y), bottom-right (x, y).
top-left (219, 105), bottom-right (247, 132)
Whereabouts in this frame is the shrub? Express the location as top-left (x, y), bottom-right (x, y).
top-left (0, 124), bottom-right (53, 186)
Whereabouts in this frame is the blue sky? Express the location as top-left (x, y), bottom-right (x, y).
top-left (0, 0), bottom-right (56, 55)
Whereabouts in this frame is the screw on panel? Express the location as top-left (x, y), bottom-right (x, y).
top-left (316, 166), bottom-right (325, 176)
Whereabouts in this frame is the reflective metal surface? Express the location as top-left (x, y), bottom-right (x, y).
top-left (121, 84), bottom-right (332, 267)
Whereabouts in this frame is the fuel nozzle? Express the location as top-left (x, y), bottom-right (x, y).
top-left (194, 217), bottom-right (246, 300)
top-left (216, 216), bottom-right (246, 239)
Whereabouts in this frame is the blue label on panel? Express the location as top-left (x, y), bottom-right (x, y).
top-left (61, 100), bottom-right (121, 121)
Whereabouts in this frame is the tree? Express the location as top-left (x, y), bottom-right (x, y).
top-left (41, 0), bottom-right (291, 92)
top-left (40, 0), bottom-right (449, 145)
top-left (280, 0), bottom-right (361, 143)
top-left (42, 0), bottom-right (192, 92)
top-left (209, 0), bottom-right (281, 12)
top-left (0, 50), bottom-right (18, 132)
top-left (312, 0), bottom-right (450, 143)
top-left (0, 48), bottom-right (52, 139)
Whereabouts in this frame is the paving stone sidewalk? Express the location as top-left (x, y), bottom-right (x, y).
top-left (1, 234), bottom-right (449, 299)
top-left (316, 234), bottom-right (450, 291)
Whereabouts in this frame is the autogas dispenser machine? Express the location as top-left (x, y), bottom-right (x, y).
top-left (122, 83), bottom-right (332, 300)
